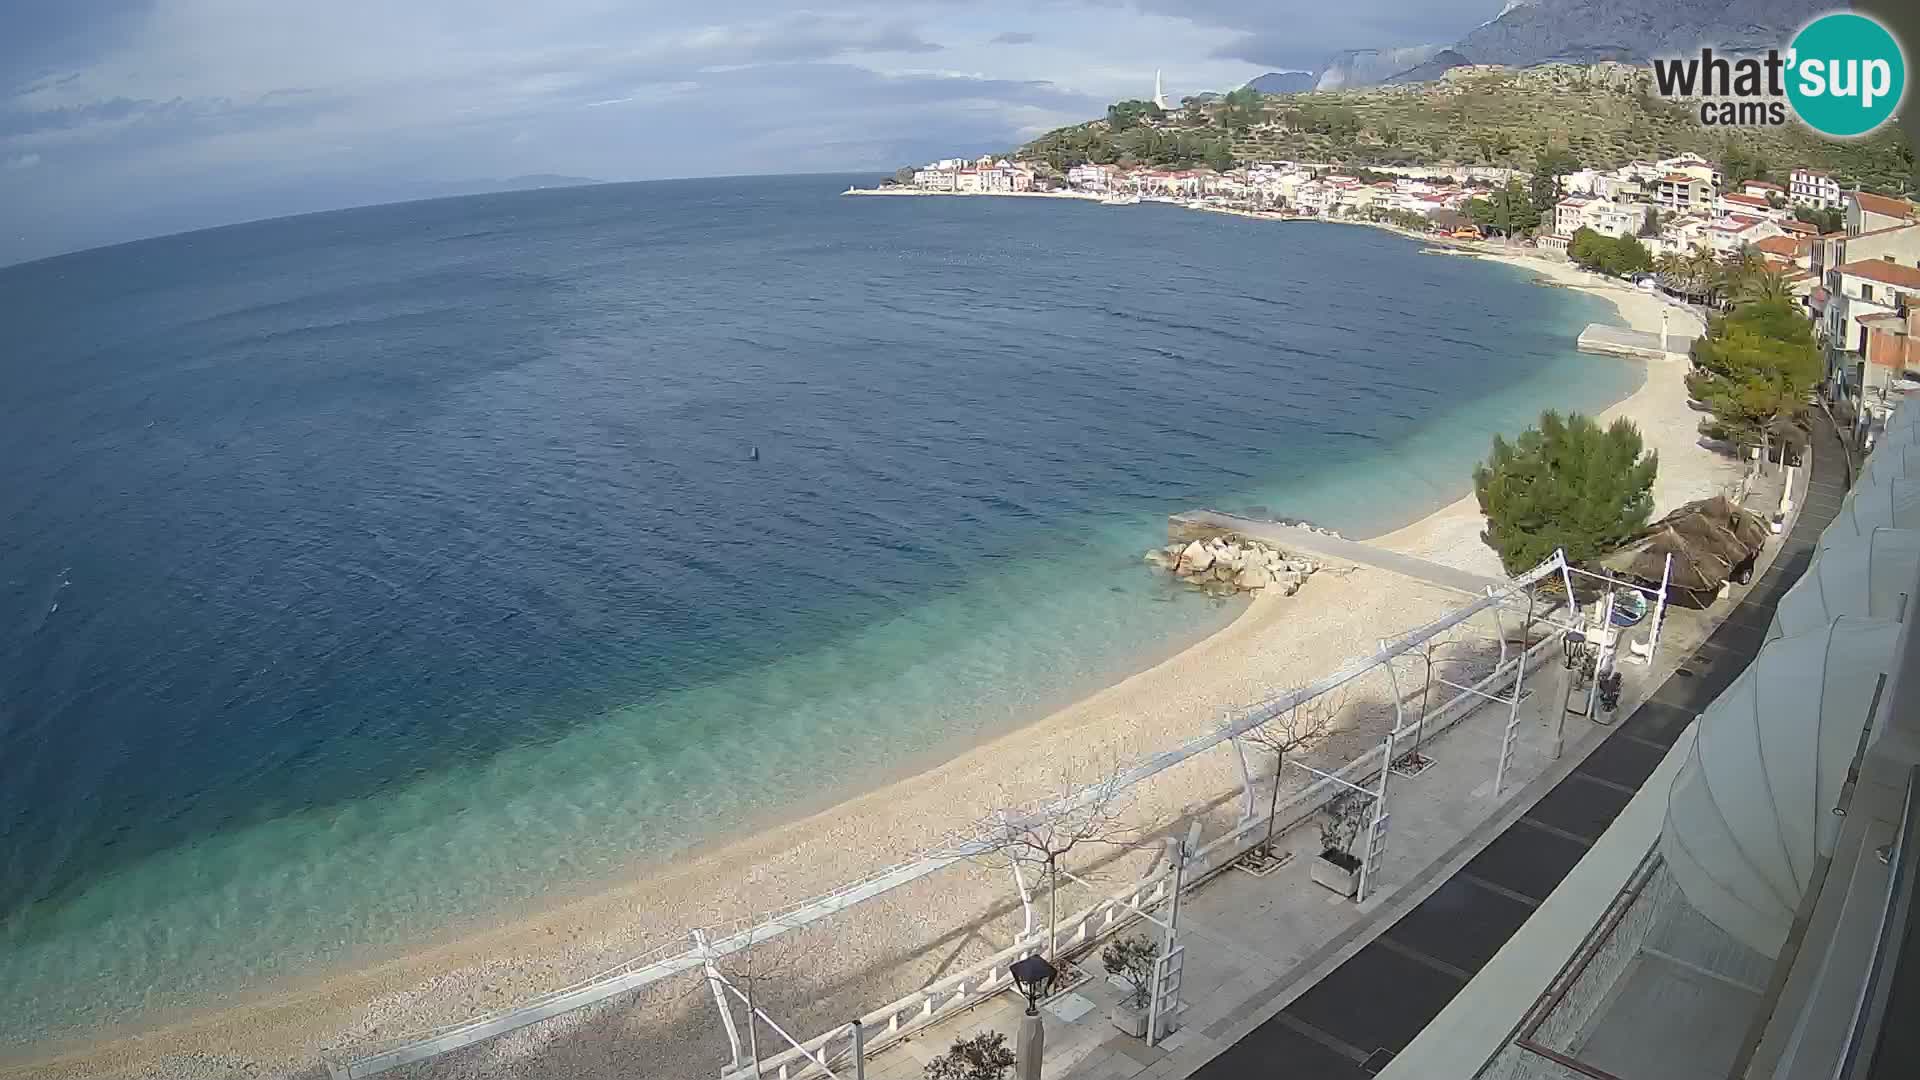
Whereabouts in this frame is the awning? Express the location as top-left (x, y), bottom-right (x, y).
top-left (1769, 528), bottom-right (1920, 640)
top-left (1856, 443), bottom-right (1920, 488)
top-left (1660, 617), bottom-right (1901, 956)
top-left (1819, 476), bottom-right (1920, 548)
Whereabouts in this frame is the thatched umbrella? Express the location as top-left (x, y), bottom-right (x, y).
top-left (1602, 495), bottom-right (1770, 608)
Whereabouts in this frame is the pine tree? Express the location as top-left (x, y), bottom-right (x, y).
top-left (1473, 412), bottom-right (1659, 574)
top-left (1686, 299), bottom-right (1821, 458)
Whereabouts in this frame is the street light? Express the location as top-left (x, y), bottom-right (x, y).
top-left (1009, 953), bottom-right (1057, 1080)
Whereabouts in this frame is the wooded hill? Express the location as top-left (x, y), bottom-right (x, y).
top-left (1015, 63), bottom-right (1913, 195)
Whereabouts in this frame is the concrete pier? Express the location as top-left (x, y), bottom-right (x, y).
top-left (1577, 323), bottom-right (1694, 360)
top-left (1169, 510), bottom-right (1505, 596)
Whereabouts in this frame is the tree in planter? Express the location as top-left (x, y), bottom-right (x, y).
top-left (1101, 934), bottom-right (1161, 1034)
top-left (1227, 687), bottom-right (1343, 865)
top-left (949, 767), bottom-right (1136, 962)
top-left (1318, 792), bottom-right (1369, 873)
top-left (926, 1031), bottom-right (1018, 1080)
top-left (1473, 411), bottom-right (1659, 574)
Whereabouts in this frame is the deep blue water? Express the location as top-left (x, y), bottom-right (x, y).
top-left (0, 175), bottom-right (1633, 1042)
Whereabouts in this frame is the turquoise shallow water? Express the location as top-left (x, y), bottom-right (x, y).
top-left (0, 176), bottom-right (1634, 1043)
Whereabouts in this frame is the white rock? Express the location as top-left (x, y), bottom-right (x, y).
top-left (1236, 564), bottom-right (1271, 590)
top-left (1180, 541), bottom-right (1213, 573)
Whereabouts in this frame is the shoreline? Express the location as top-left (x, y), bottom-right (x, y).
top-left (1367, 249), bottom-right (1732, 576)
top-left (11, 215), bottom-right (1737, 1080)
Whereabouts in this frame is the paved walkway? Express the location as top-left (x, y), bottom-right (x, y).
top-left (838, 444), bottom-right (1834, 1080)
top-left (1170, 511), bottom-right (1505, 596)
top-left (1180, 416), bottom-right (1846, 1080)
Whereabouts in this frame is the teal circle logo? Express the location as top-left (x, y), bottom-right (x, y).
top-left (1787, 13), bottom-right (1906, 138)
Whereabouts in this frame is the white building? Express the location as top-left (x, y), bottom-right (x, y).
top-left (1792, 167), bottom-right (1844, 209)
top-left (1066, 164), bottom-right (1118, 191)
top-left (912, 168), bottom-right (956, 191)
top-left (1716, 191), bottom-right (1792, 221)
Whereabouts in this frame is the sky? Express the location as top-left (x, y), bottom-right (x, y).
top-left (0, 1), bottom-right (1504, 265)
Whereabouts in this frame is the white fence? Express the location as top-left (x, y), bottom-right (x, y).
top-left (334, 552), bottom-right (1574, 1079)
top-left (730, 624), bottom-right (1573, 1080)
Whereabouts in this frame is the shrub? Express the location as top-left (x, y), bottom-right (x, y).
top-left (926, 1031), bottom-right (1018, 1080)
top-left (1100, 935), bottom-right (1160, 1010)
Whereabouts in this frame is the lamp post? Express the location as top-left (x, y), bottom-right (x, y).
top-left (1009, 953), bottom-right (1057, 1080)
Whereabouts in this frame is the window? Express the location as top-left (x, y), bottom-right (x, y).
top-left (1862, 284), bottom-right (1875, 303)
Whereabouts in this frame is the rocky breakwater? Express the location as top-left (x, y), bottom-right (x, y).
top-left (1145, 535), bottom-right (1320, 597)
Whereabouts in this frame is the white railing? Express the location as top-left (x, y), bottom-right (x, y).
top-left (336, 553), bottom-right (1571, 1078)
top-left (722, 869), bottom-right (1181, 1080)
top-left (725, 628), bottom-right (1571, 1080)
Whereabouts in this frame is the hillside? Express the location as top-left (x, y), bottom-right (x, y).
top-left (1452, 0), bottom-right (1826, 67)
top-left (1245, 72), bottom-right (1318, 94)
top-left (1014, 64), bottom-right (1914, 196)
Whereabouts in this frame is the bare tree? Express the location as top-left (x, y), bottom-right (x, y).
top-left (945, 765), bottom-right (1137, 962)
top-left (695, 918), bottom-right (805, 1080)
top-left (1231, 686), bottom-right (1341, 862)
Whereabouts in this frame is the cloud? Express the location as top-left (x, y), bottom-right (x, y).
top-left (0, 1), bottom-right (1513, 264)
top-left (1133, 0), bottom-right (1500, 70)
top-left (4, 152), bottom-right (42, 170)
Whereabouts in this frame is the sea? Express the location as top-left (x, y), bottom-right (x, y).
top-left (0, 175), bottom-right (1636, 1046)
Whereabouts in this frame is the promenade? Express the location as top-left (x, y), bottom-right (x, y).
top-left (845, 426), bottom-right (1832, 1080)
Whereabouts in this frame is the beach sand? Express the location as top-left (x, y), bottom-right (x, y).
top-left (7, 245), bottom-right (1744, 1080)
top-left (1373, 250), bottom-right (1737, 576)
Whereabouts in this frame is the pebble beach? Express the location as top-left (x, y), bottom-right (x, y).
top-left (6, 230), bottom-right (1739, 1080)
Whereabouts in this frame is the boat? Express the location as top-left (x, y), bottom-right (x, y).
top-left (1100, 194), bottom-right (1140, 206)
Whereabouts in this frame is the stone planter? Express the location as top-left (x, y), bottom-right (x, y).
top-left (1109, 1002), bottom-right (1149, 1038)
top-left (1311, 850), bottom-right (1362, 898)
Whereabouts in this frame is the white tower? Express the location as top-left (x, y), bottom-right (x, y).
top-left (1154, 70), bottom-right (1170, 110)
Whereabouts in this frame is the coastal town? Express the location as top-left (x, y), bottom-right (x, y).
top-left (870, 149), bottom-right (1920, 444)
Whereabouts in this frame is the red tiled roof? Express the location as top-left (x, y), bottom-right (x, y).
top-left (1745, 181), bottom-right (1785, 192)
top-left (1661, 173), bottom-right (1700, 183)
top-left (1836, 258), bottom-right (1920, 291)
top-left (1756, 236), bottom-right (1809, 257)
top-left (1855, 192), bottom-right (1918, 220)
top-left (1781, 220), bottom-right (1820, 235)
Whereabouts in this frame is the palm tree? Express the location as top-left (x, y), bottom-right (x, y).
top-left (1654, 252), bottom-right (1687, 287)
top-left (1722, 244), bottom-right (1765, 297)
top-left (1686, 248), bottom-right (1725, 305)
top-left (1736, 266), bottom-right (1796, 306)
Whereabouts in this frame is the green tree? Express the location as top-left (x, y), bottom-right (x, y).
top-left (1737, 266), bottom-right (1797, 306)
top-left (1685, 299), bottom-right (1821, 460)
top-left (1720, 144), bottom-right (1772, 190)
top-left (1638, 207), bottom-right (1662, 237)
top-left (1473, 412), bottom-right (1659, 574)
top-left (1793, 204), bottom-right (1846, 234)
top-left (1221, 87), bottom-right (1264, 132)
top-left (1203, 139), bottom-right (1235, 172)
top-left (1566, 228), bottom-right (1650, 276)
top-left (1466, 180), bottom-right (1540, 236)
top-left (1531, 144), bottom-right (1578, 212)
top-left (1107, 99), bottom-right (1165, 132)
